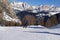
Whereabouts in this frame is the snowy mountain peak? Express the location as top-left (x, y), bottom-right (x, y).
top-left (10, 2), bottom-right (60, 15)
top-left (10, 2), bottom-right (33, 11)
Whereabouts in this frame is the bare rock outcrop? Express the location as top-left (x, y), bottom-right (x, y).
top-left (0, 0), bottom-right (22, 26)
top-left (45, 15), bottom-right (58, 27)
top-left (22, 15), bottom-right (36, 26)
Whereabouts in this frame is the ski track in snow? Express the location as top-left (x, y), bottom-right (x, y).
top-left (0, 25), bottom-right (60, 40)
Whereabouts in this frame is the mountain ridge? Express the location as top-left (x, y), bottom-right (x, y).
top-left (10, 2), bottom-right (60, 13)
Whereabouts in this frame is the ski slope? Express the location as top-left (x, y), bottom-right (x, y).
top-left (0, 24), bottom-right (60, 40)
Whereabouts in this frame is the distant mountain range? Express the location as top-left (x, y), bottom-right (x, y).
top-left (9, 2), bottom-right (60, 27)
top-left (10, 2), bottom-right (60, 13)
top-left (10, 2), bottom-right (60, 17)
top-left (0, 1), bottom-right (60, 27)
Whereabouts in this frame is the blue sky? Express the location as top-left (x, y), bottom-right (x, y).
top-left (9, 0), bottom-right (60, 6)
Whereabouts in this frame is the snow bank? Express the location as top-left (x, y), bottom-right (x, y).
top-left (0, 24), bottom-right (60, 40)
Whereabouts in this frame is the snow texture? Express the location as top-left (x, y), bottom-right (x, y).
top-left (0, 24), bottom-right (60, 40)
top-left (3, 12), bottom-right (21, 23)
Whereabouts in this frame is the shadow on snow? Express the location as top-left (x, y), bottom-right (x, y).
top-left (24, 31), bottom-right (60, 36)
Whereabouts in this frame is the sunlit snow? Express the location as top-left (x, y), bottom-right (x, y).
top-left (0, 24), bottom-right (60, 40)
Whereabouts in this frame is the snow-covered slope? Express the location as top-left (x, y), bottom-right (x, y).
top-left (10, 2), bottom-right (60, 16)
top-left (10, 2), bottom-right (60, 12)
top-left (2, 12), bottom-right (21, 23)
top-left (0, 24), bottom-right (60, 40)
top-left (0, 1), bottom-right (22, 26)
top-left (10, 2), bottom-right (33, 11)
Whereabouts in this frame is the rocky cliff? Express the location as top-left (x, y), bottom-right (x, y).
top-left (0, 0), bottom-right (22, 26)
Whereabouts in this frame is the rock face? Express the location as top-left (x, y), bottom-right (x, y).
top-left (45, 13), bottom-right (60, 27)
top-left (0, 0), bottom-right (22, 26)
top-left (37, 17), bottom-right (45, 26)
top-left (37, 14), bottom-right (60, 27)
top-left (56, 13), bottom-right (60, 23)
top-left (45, 15), bottom-right (58, 27)
top-left (22, 15), bottom-right (36, 26)
top-left (16, 10), bottom-right (60, 27)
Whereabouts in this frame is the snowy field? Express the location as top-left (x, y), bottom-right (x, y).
top-left (0, 24), bottom-right (60, 40)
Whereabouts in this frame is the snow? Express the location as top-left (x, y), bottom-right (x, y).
top-left (49, 12), bottom-right (59, 15)
top-left (0, 24), bottom-right (60, 40)
top-left (3, 12), bottom-right (21, 23)
top-left (3, 12), bottom-right (13, 21)
top-left (10, 2), bottom-right (60, 17)
top-left (10, 2), bottom-right (32, 11)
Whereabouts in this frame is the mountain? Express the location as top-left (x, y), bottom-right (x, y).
top-left (10, 2), bottom-right (33, 11)
top-left (0, 0), bottom-right (22, 26)
top-left (10, 2), bottom-right (60, 27)
top-left (10, 2), bottom-right (60, 14)
top-left (0, 1), bottom-right (60, 27)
